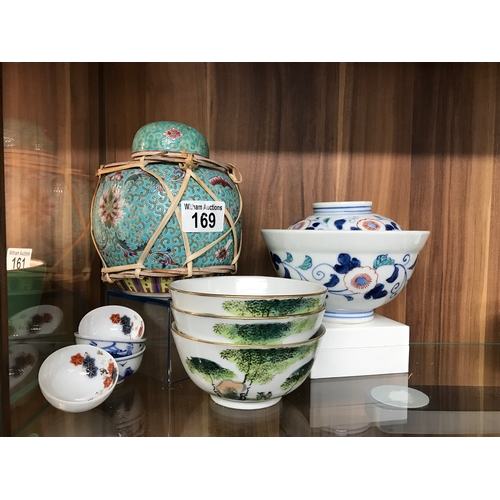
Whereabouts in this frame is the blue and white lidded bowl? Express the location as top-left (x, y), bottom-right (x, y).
top-left (90, 121), bottom-right (243, 294)
top-left (288, 201), bottom-right (403, 231)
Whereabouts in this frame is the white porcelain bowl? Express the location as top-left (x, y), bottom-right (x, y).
top-left (261, 229), bottom-right (430, 323)
top-left (115, 345), bottom-right (146, 384)
top-left (78, 305), bottom-right (145, 340)
top-left (171, 321), bottom-right (325, 410)
top-left (171, 304), bottom-right (325, 345)
top-left (74, 332), bottom-right (146, 358)
top-left (168, 275), bottom-right (327, 317)
top-left (38, 345), bottom-right (119, 413)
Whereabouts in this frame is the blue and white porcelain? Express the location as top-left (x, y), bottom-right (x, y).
top-left (288, 201), bottom-right (403, 231)
top-left (91, 121), bottom-right (242, 293)
top-left (261, 202), bottom-right (429, 324)
top-left (115, 345), bottom-right (146, 384)
top-left (74, 333), bottom-right (145, 358)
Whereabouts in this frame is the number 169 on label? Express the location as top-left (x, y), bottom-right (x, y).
top-left (181, 201), bottom-right (225, 232)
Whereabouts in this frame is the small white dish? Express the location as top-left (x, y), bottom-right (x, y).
top-left (370, 385), bottom-right (430, 409)
top-left (38, 345), bottom-right (119, 413)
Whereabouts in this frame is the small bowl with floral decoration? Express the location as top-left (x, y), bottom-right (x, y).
top-left (38, 344), bottom-right (119, 413)
top-left (78, 305), bottom-right (145, 340)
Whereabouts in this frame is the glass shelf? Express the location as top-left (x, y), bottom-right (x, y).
top-left (9, 340), bottom-right (500, 437)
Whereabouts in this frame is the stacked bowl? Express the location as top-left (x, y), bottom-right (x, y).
top-left (74, 305), bottom-right (146, 384)
top-left (169, 275), bottom-right (327, 410)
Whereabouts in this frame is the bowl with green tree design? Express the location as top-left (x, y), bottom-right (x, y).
top-left (168, 275), bottom-right (327, 318)
top-left (171, 321), bottom-right (326, 410)
top-left (171, 303), bottom-right (325, 345)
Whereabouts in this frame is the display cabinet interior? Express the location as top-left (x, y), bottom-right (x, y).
top-left (1, 62), bottom-right (500, 437)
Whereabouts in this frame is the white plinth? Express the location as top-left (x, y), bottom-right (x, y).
top-left (310, 314), bottom-right (410, 379)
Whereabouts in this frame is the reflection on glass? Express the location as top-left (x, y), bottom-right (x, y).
top-left (2, 62), bottom-right (98, 436)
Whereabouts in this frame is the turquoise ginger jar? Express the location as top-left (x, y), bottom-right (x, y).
top-left (91, 121), bottom-right (242, 293)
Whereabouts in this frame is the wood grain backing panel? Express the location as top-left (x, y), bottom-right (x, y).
top-left (484, 69), bottom-right (500, 344)
top-left (95, 61), bottom-right (500, 343)
top-left (407, 63), bottom-right (498, 342)
top-left (208, 63), bottom-right (285, 277)
top-left (102, 62), bottom-right (208, 163)
top-left (409, 344), bottom-right (484, 387)
top-left (209, 63), bottom-right (342, 277)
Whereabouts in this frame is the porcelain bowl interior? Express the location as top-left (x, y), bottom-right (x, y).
top-left (38, 345), bottom-right (119, 413)
top-left (78, 305), bottom-right (145, 340)
top-left (168, 275), bottom-right (327, 317)
top-left (171, 304), bottom-right (325, 345)
top-left (74, 333), bottom-right (146, 358)
top-left (115, 345), bottom-right (146, 384)
top-left (260, 229), bottom-right (430, 324)
top-left (171, 321), bottom-right (325, 410)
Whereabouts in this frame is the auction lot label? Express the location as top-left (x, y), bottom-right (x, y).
top-left (181, 201), bottom-right (225, 232)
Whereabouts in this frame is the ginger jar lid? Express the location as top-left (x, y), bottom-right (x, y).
top-left (131, 121), bottom-right (209, 157)
top-left (288, 201), bottom-right (404, 231)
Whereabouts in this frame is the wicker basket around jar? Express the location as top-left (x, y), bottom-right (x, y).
top-left (90, 121), bottom-right (243, 294)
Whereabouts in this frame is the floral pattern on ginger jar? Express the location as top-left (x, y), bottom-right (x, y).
top-left (91, 121), bottom-right (242, 294)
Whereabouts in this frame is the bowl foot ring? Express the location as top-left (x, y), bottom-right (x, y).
top-left (210, 395), bottom-right (281, 410)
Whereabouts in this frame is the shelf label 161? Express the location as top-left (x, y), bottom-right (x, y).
top-left (7, 248), bottom-right (32, 270)
top-left (181, 201), bottom-right (225, 232)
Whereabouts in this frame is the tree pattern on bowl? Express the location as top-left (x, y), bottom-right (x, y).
top-left (221, 297), bottom-right (324, 317)
top-left (184, 340), bottom-right (318, 403)
top-left (212, 316), bottom-right (318, 345)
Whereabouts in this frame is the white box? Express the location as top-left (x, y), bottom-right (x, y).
top-left (310, 314), bottom-right (410, 379)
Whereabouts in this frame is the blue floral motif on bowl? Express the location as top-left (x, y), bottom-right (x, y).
top-left (270, 249), bottom-right (419, 323)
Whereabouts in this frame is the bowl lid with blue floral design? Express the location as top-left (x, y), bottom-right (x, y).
top-left (131, 121), bottom-right (209, 157)
top-left (288, 201), bottom-right (404, 231)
